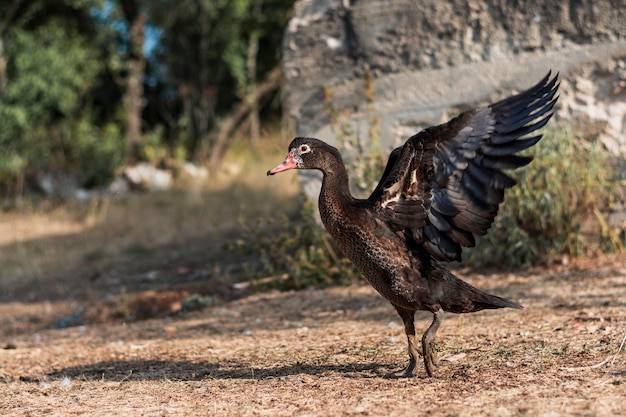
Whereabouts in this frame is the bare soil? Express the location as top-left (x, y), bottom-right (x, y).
top-left (0, 145), bottom-right (625, 416)
top-left (1, 255), bottom-right (625, 416)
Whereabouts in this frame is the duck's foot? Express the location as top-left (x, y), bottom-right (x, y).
top-left (422, 307), bottom-right (444, 377)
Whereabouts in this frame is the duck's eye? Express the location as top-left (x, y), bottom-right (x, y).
top-left (299, 144), bottom-right (311, 154)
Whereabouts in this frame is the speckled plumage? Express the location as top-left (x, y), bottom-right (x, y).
top-left (268, 72), bottom-right (559, 377)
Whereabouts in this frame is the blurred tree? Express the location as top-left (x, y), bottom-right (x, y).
top-left (117, 0), bottom-right (146, 162)
top-left (246, 0), bottom-right (264, 146)
top-left (0, 0), bottom-right (127, 198)
top-left (0, 0), bottom-right (296, 201)
top-left (147, 0), bottom-right (294, 166)
top-left (0, 1), bottom-right (23, 94)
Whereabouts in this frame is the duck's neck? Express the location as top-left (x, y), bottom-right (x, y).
top-left (318, 161), bottom-right (354, 217)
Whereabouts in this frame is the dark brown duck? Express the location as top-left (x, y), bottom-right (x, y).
top-left (267, 72), bottom-right (559, 377)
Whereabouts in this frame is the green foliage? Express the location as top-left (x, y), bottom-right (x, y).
top-left (0, 1), bottom-right (127, 192)
top-left (147, 0), bottom-right (295, 158)
top-left (0, 21), bottom-right (98, 140)
top-left (466, 126), bottom-right (623, 267)
top-left (179, 293), bottom-right (218, 313)
top-left (56, 119), bottom-right (126, 187)
top-left (0, 0), bottom-right (296, 198)
top-left (5, 23), bottom-right (98, 117)
top-left (228, 197), bottom-right (360, 291)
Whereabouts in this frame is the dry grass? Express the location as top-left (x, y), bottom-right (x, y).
top-left (1, 138), bottom-right (625, 416)
top-left (0, 138), bottom-right (299, 302)
top-left (1, 259), bottom-right (625, 416)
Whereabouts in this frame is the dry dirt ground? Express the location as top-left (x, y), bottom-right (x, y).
top-left (1, 255), bottom-right (625, 416)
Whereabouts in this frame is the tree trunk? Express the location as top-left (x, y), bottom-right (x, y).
top-left (208, 65), bottom-right (282, 171)
top-left (0, 38), bottom-right (7, 94)
top-left (246, 0), bottom-right (263, 146)
top-left (0, 0), bottom-right (25, 94)
top-left (119, 0), bottom-right (146, 162)
top-left (184, 7), bottom-right (215, 161)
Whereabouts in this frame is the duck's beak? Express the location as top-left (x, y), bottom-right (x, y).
top-left (267, 151), bottom-right (298, 175)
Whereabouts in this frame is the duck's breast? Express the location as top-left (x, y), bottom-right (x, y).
top-left (322, 207), bottom-right (426, 305)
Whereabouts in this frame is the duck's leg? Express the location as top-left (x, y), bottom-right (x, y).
top-left (387, 306), bottom-right (419, 378)
top-left (422, 306), bottom-right (444, 377)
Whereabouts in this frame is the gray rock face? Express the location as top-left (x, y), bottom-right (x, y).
top-left (283, 0), bottom-right (626, 199)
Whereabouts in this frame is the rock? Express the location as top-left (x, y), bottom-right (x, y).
top-left (55, 307), bottom-right (85, 329)
top-left (34, 170), bottom-right (91, 200)
top-left (122, 163), bottom-right (173, 191)
top-left (559, 61), bottom-right (626, 156)
top-left (181, 162), bottom-right (209, 179)
top-left (285, 0), bottom-right (625, 130)
top-left (108, 177), bottom-right (130, 194)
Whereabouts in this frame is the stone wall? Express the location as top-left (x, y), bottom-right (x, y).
top-left (282, 0), bottom-right (626, 208)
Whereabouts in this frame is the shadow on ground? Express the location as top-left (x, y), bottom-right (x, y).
top-left (44, 359), bottom-right (398, 381)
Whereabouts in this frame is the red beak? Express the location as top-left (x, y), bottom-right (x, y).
top-left (267, 151), bottom-right (298, 175)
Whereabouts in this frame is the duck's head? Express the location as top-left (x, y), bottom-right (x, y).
top-left (267, 137), bottom-right (340, 175)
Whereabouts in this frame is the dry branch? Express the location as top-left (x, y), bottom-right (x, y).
top-left (208, 65), bottom-right (283, 170)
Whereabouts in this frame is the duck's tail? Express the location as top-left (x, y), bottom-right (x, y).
top-left (441, 271), bottom-right (522, 314)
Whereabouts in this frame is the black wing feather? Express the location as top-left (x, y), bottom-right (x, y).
top-left (368, 71), bottom-right (559, 261)
top-left (482, 135), bottom-right (542, 156)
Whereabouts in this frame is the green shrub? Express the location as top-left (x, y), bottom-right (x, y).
top-left (466, 126), bottom-right (623, 268)
top-left (228, 197), bottom-right (360, 290)
top-left (179, 294), bottom-right (218, 313)
top-left (60, 119), bottom-right (126, 188)
top-left (0, 20), bottom-right (126, 194)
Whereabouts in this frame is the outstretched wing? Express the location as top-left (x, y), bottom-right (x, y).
top-left (368, 72), bottom-right (559, 261)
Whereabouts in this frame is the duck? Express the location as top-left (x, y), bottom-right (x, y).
top-left (267, 72), bottom-right (559, 377)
